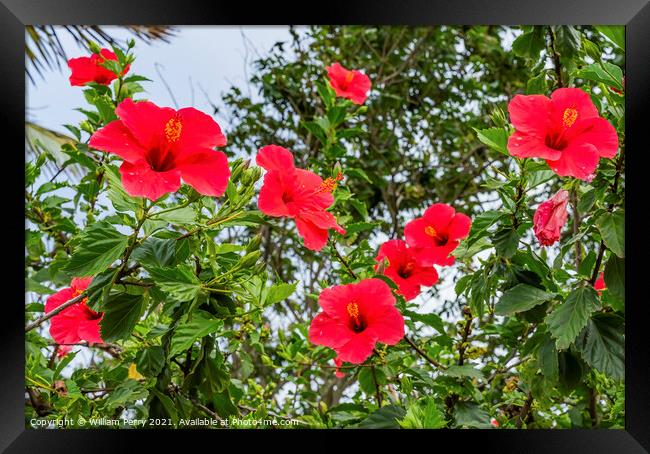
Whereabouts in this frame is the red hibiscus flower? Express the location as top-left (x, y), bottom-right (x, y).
top-left (44, 277), bottom-right (103, 357)
top-left (594, 272), bottom-right (606, 295)
top-left (375, 239), bottom-right (439, 301)
top-left (68, 48), bottom-right (130, 86)
top-left (507, 88), bottom-right (618, 181)
top-left (309, 278), bottom-right (405, 364)
top-left (404, 203), bottom-right (472, 267)
top-left (89, 98), bottom-right (229, 200)
top-left (256, 145), bottom-right (345, 251)
top-left (533, 189), bottom-right (569, 247)
top-left (326, 62), bottom-right (372, 105)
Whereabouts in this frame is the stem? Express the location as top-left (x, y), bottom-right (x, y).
top-left (177, 211), bottom-right (242, 240)
top-left (570, 188), bottom-right (582, 267)
top-left (371, 365), bottom-right (383, 407)
top-left (329, 240), bottom-right (357, 279)
top-left (547, 27), bottom-right (563, 88)
top-left (516, 392), bottom-right (534, 429)
top-left (25, 292), bottom-right (87, 332)
top-left (404, 336), bottom-right (446, 370)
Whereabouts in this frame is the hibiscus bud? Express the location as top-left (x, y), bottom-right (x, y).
top-left (242, 167), bottom-right (262, 186)
top-left (245, 234), bottom-right (262, 253)
top-left (533, 190), bottom-right (570, 247)
top-left (88, 41), bottom-right (102, 55)
top-left (239, 250), bottom-right (261, 269)
top-left (229, 158), bottom-right (246, 182)
top-left (332, 161), bottom-right (343, 179)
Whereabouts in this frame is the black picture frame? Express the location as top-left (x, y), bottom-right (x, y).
top-left (5, 0), bottom-right (649, 451)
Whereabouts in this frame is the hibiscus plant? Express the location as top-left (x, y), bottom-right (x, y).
top-left (25, 26), bottom-right (624, 429)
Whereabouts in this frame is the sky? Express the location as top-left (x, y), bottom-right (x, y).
top-left (26, 26), bottom-right (293, 134)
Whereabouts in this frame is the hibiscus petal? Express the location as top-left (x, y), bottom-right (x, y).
top-left (294, 216), bottom-right (329, 251)
top-left (364, 306), bottom-right (405, 346)
top-left (550, 88), bottom-right (599, 123)
top-left (299, 210), bottom-right (345, 234)
top-left (116, 99), bottom-right (176, 150)
top-left (68, 56), bottom-right (100, 86)
top-left (119, 160), bottom-right (181, 200)
top-left (318, 283), bottom-right (355, 320)
top-left (423, 203), bottom-right (456, 231)
top-left (176, 107), bottom-right (227, 149)
top-left (414, 243), bottom-right (457, 267)
top-left (355, 278), bottom-right (397, 313)
top-left (545, 143), bottom-right (600, 181)
top-left (176, 149), bottom-right (230, 197)
top-left (89, 120), bottom-right (148, 163)
top-left (571, 117), bottom-right (619, 159)
top-left (447, 213), bottom-right (472, 242)
top-left (508, 94), bottom-right (551, 135)
top-left (258, 170), bottom-right (292, 217)
top-left (410, 266), bottom-right (439, 288)
top-left (308, 312), bottom-right (352, 350)
top-left (45, 288), bottom-right (75, 314)
top-left (507, 130), bottom-right (562, 160)
top-left (335, 331), bottom-right (377, 364)
top-left (71, 277), bottom-right (93, 292)
top-left (256, 145), bottom-right (295, 172)
top-left (77, 317), bottom-right (104, 344)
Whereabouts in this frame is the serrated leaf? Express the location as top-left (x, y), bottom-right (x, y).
top-left (445, 365), bottom-right (483, 379)
top-left (546, 286), bottom-right (600, 350)
top-left (596, 210), bottom-right (624, 258)
top-left (132, 237), bottom-right (176, 268)
top-left (595, 25), bottom-right (625, 50)
top-left (604, 254), bottom-right (625, 303)
top-left (537, 333), bottom-right (559, 381)
top-left (148, 264), bottom-right (201, 302)
top-left (100, 292), bottom-right (145, 342)
top-left (265, 282), bottom-right (297, 305)
top-left (404, 310), bottom-right (445, 333)
top-left (357, 405), bottom-right (405, 429)
top-left (135, 346), bottom-right (165, 377)
top-left (575, 313), bottom-right (624, 380)
top-left (512, 29), bottom-right (546, 60)
top-left (495, 284), bottom-right (554, 316)
top-left (473, 127), bottom-right (509, 156)
top-left (64, 221), bottom-right (128, 277)
top-left (169, 311), bottom-right (223, 357)
top-left (105, 165), bottom-right (138, 213)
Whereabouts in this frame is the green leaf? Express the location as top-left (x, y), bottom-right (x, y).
top-left (537, 333), bottom-right (559, 381)
top-left (546, 286), bottom-right (600, 350)
top-left (473, 127), bottom-right (509, 156)
top-left (495, 284), bottom-right (555, 316)
top-left (100, 292), bottom-right (146, 342)
top-left (135, 346), bottom-right (165, 377)
top-left (454, 402), bottom-right (491, 428)
top-left (512, 29), bottom-right (546, 59)
top-left (526, 73), bottom-right (549, 95)
top-left (398, 397), bottom-right (446, 429)
top-left (103, 380), bottom-right (148, 411)
top-left (404, 310), bottom-right (445, 333)
top-left (553, 26), bottom-right (582, 58)
top-left (152, 206), bottom-right (196, 224)
top-left (575, 62), bottom-right (624, 91)
top-left (604, 254), bottom-right (625, 303)
top-left (104, 166), bottom-right (138, 213)
top-left (493, 227), bottom-right (520, 259)
top-left (595, 25), bottom-right (625, 50)
top-left (85, 268), bottom-right (118, 311)
top-left (596, 210), bottom-right (625, 258)
top-left (445, 365), bottom-right (483, 379)
top-left (148, 264), bottom-right (201, 301)
top-left (575, 313), bottom-right (624, 380)
top-left (169, 311), bottom-right (223, 357)
top-left (132, 237), bottom-right (176, 268)
top-left (265, 282), bottom-right (297, 305)
top-left (357, 405), bottom-right (405, 429)
top-left (64, 221), bottom-right (129, 277)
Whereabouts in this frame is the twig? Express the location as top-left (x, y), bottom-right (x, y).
top-left (516, 392), bottom-right (534, 429)
top-left (404, 336), bottom-right (446, 370)
top-left (25, 292), bottom-right (86, 332)
top-left (371, 365), bottom-right (383, 407)
top-left (329, 240), bottom-right (357, 279)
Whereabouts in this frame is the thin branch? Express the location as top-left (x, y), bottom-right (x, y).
top-left (403, 336), bottom-right (446, 370)
top-left (25, 292), bottom-right (87, 332)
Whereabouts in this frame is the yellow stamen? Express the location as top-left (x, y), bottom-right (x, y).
top-left (346, 302), bottom-right (360, 325)
top-left (424, 226), bottom-right (438, 237)
top-left (164, 117), bottom-right (183, 143)
top-left (314, 172), bottom-right (344, 194)
top-left (562, 107), bottom-right (578, 128)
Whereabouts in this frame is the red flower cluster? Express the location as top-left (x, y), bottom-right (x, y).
top-left (373, 203), bottom-right (470, 301)
top-left (327, 63), bottom-right (371, 105)
top-left (89, 99), bottom-right (229, 200)
top-left (45, 278), bottom-right (103, 357)
top-left (507, 88), bottom-right (618, 181)
top-left (256, 145), bottom-right (345, 251)
top-left (68, 48), bottom-right (129, 86)
top-left (309, 278), bottom-right (404, 364)
top-left (533, 189), bottom-right (569, 247)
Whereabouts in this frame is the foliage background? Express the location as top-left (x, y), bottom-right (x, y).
top-left (25, 25), bottom-right (625, 429)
